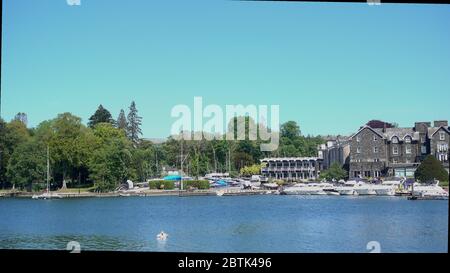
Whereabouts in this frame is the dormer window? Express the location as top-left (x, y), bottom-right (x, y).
top-left (404, 136), bottom-right (412, 143)
top-left (391, 136), bottom-right (399, 144)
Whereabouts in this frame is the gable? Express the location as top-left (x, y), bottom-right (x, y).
top-left (350, 126), bottom-right (384, 140)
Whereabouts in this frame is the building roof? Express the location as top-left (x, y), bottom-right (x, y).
top-left (383, 128), bottom-right (420, 141)
top-left (350, 125), bottom-right (384, 139)
top-left (428, 126), bottom-right (450, 137)
top-left (261, 157), bottom-right (321, 162)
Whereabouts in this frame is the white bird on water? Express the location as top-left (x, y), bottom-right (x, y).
top-left (157, 231), bottom-right (168, 241)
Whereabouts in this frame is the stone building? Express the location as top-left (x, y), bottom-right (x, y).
top-left (349, 120), bottom-right (450, 179)
top-left (318, 136), bottom-right (350, 169)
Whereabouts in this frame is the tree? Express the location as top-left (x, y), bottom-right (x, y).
top-left (415, 155), bottom-right (449, 183)
top-left (6, 140), bottom-right (46, 191)
top-left (88, 124), bottom-right (133, 191)
top-left (49, 113), bottom-right (85, 189)
top-left (240, 164), bottom-right (261, 177)
top-left (281, 121), bottom-right (301, 140)
top-left (0, 120), bottom-right (31, 189)
top-left (116, 109), bottom-right (128, 130)
top-left (88, 105), bottom-right (114, 128)
top-left (127, 101), bottom-right (143, 146)
top-left (14, 112), bottom-right (28, 126)
top-left (320, 162), bottom-right (348, 181)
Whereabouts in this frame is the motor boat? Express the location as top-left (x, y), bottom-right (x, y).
top-left (323, 188), bottom-right (340, 196)
top-left (412, 180), bottom-right (449, 198)
top-left (373, 179), bottom-right (402, 196)
top-left (32, 191), bottom-right (62, 199)
top-left (282, 183), bottom-right (330, 195)
top-left (335, 180), bottom-right (357, 195)
top-left (353, 181), bottom-right (377, 196)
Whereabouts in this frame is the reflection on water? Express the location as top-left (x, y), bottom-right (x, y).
top-left (0, 196), bottom-right (448, 253)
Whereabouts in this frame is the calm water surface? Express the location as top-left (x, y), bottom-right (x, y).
top-left (0, 195), bottom-right (447, 253)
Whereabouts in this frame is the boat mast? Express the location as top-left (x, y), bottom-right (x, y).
top-left (47, 144), bottom-right (50, 193)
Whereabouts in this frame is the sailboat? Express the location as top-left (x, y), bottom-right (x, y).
top-left (32, 145), bottom-right (62, 200)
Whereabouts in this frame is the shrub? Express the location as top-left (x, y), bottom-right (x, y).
top-left (149, 180), bottom-right (175, 190)
top-left (184, 180), bottom-right (210, 190)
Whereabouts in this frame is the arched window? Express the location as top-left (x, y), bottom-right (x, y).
top-left (391, 136), bottom-right (399, 144)
top-left (404, 136), bottom-right (412, 143)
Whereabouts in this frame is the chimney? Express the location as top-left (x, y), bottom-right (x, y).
top-left (434, 120), bottom-right (448, 127)
top-left (414, 122), bottom-right (431, 134)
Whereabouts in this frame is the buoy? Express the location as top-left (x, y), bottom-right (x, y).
top-left (157, 231), bottom-right (168, 241)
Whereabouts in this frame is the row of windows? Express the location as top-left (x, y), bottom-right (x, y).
top-left (355, 132), bottom-right (447, 143)
top-left (355, 146), bottom-right (413, 154)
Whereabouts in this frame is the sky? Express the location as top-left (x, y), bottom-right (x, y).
top-left (2, 0), bottom-right (450, 139)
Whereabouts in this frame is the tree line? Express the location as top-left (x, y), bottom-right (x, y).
top-left (0, 104), bottom-right (324, 192)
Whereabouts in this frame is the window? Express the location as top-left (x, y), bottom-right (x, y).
top-left (391, 137), bottom-right (399, 144)
top-left (356, 135), bottom-right (361, 142)
top-left (374, 171), bottom-right (381, 177)
top-left (364, 171), bottom-right (371, 177)
top-left (374, 158), bottom-right (380, 162)
top-left (421, 145), bottom-right (427, 154)
top-left (406, 146), bottom-right (412, 154)
top-left (393, 146), bottom-right (399, 155)
top-left (405, 136), bottom-right (411, 143)
top-left (406, 159), bottom-right (411, 163)
top-left (374, 147), bottom-right (379, 153)
top-left (392, 159), bottom-right (398, 164)
top-left (356, 147), bottom-right (361, 154)
top-left (373, 135), bottom-right (377, 141)
top-left (438, 144), bottom-right (448, 152)
top-left (440, 132), bottom-right (446, 141)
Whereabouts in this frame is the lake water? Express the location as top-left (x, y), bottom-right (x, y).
top-left (0, 195), bottom-right (447, 253)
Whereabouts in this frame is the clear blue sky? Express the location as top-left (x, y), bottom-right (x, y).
top-left (2, 0), bottom-right (450, 138)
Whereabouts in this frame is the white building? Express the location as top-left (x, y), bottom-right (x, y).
top-left (261, 157), bottom-right (323, 181)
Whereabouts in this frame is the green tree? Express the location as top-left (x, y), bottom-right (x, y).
top-left (127, 101), bottom-right (143, 146)
top-left (49, 113), bottom-right (85, 189)
top-left (415, 155), bottom-right (449, 183)
top-left (6, 140), bottom-right (46, 191)
top-left (116, 109), bottom-right (128, 131)
top-left (320, 162), bottom-right (348, 181)
top-left (88, 123), bottom-right (133, 191)
top-left (88, 105), bottom-right (114, 128)
top-left (0, 120), bottom-right (31, 188)
top-left (13, 112), bottom-right (28, 126)
top-left (281, 121), bottom-right (301, 140)
top-left (240, 164), bottom-right (261, 177)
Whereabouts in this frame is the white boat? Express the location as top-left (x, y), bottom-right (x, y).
top-left (323, 188), bottom-right (340, 196)
top-left (32, 191), bottom-right (62, 199)
top-left (412, 181), bottom-right (449, 198)
top-left (353, 181), bottom-right (377, 196)
top-left (216, 190), bottom-right (225, 196)
top-left (335, 180), bottom-right (357, 195)
top-left (283, 183), bottom-right (331, 195)
top-left (373, 179), bottom-right (402, 196)
top-left (32, 145), bottom-right (62, 199)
